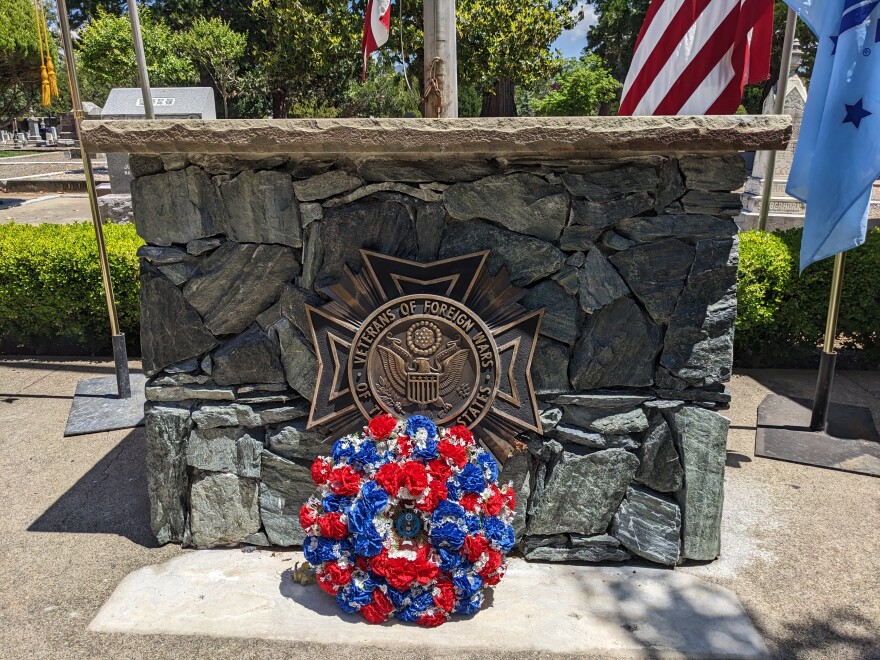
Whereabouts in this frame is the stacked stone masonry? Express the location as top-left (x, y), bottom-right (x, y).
top-left (134, 151), bottom-right (741, 566)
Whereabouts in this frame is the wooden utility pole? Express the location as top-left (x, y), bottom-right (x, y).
top-left (423, 0), bottom-right (458, 118)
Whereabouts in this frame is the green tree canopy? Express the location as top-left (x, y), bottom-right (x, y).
top-left (76, 7), bottom-right (197, 105)
top-left (179, 16), bottom-right (246, 117)
top-left (1, 0), bottom-right (43, 120)
top-left (531, 54), bottom-right (620, 116)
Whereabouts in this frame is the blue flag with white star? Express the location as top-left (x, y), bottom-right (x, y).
top-left (783, 0), bottom-right (880, 270)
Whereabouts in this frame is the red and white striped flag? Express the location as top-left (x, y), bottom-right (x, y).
top-left (619, 0), bottom-right (774, 115)
top-left (361, 0), bottom-right (392, 80)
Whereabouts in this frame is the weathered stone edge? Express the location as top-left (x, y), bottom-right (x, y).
top-left (81, 116), bottom-right (791, 157)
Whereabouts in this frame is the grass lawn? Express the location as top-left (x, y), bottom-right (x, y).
top-left (0, 150), bottom-right (40, 158)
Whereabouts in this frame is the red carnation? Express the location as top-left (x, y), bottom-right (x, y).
top-left (438, 439), bottom-right (467, 468)
top-left (317, 512), bottom-right (348, 539)
top-left (323, 560), bottom-right (355, 588)
top-left (460, 492), bottom-right (481, 512)
top-left (503, 485), bottom-right (517, 510)
top-left (412, 546), bottom-right (440, 585)
top-left (399, 461), bottom-right (429, 496)
top-left (310, 457), bottom-right (331, 485)
top-left (397, 435), bottom-right (412, 457)
top-left (360, 588), bottom-right (394, 623)
top-left (368, 414), bottom-right (398, 440)
top-left (417, 612), bottom-right (448, 628)
top-left (376, 462), bottom-right (401, 496)
top-left (298, 503), bottom-right (317, 531)
top-left (478, 549), bottom-right (503, 581)
top-left (328, 465), bottom-right (361, 496)
top-left (464, 534), bottom-right (490, 563)
top-left (383, 557), bottom-right (418, 591)
top-left (485, 485), bottom-right (504, 516)
top-left (355, 555), bottom-right (370, 573)
top-left (432, 579), bottom-right (456, 612)
top-left (317, 577), bottom-right (338, 596)
top-left (416, 480), bottom-right (448, 513)
top-left (427, 458), bottom-right (452, 483)
top-left (447, 425), bottom-right (475, 445)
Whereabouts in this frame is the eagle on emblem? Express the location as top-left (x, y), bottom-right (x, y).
top-left (377, 336), bottom-right (469, 413)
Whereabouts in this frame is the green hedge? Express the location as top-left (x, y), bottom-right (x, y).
top-left (0, 222), bottom-right (143, 355)
top-left (736, 228), bottom-right (880, 367)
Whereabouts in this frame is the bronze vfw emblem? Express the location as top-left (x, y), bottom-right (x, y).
top-left (306, 250), bottom-right (543, 460)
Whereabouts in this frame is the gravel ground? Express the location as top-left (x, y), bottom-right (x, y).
top-left (0, 358), bottom-right (877, 659)
top-left (0, 151), bottom-right (107, 180)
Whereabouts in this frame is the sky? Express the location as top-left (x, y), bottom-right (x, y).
top-left (552, 2), bottom-right (600, 59)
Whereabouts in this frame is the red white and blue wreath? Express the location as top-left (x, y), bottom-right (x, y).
top-left (299, 414), bottom-right (517, 627)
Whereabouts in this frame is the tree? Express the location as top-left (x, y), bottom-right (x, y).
top-left (530, 55), bottom-right (620, 116)
top-left (457, 0), bottom-right (583, 116)
top-left (0, 0), bottom-right (43, 121)
top-left (249, 0), bottom-right (362, 117)
top-left (76, 7), bottom-right (197, 105)
top-left (180, 17), bottom-right (245, 118)
top-left (338, 66), bottom-right (421, 118)
top-left (585, 0), bottom-right (649, 87)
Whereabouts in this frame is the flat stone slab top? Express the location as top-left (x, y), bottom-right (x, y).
top-left (80, 116), bottom-right (791, 158)
top-left (90, 549), bottom-right (768, 658)
top-left (64, 374), bottom-right (146, 436)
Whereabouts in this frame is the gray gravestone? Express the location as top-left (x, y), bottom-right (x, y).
top-left (101, 88), bottom-right (216, 194)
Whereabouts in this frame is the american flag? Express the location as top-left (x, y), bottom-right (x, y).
top-left (362, 0), bottom-right (392, 80)
top-left (619, 0), bottom-right (774, 115)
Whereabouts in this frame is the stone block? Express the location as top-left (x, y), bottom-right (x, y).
top-left (635, 416), bottom-right (684, 492)
top-left (357, 159), bottom-right (497, 182)
top-left (615, 215), bottom-right (738, 243)
top-left (415, 204), bottom-right (447, 261)
top-left (530, 337), bottom-right (572, 395)
top-left (561, 165), bottom-right (659, 201)
top-left (267, 421), bottom-right (328, 462)
top-left (660, 238), bottom-right (738, 387)
top-left (681, 190), bottom-right (741, 216)
top-left (611, 485), bottom-right (681, 565)
top-left (292, 170), bottom-right (361, 201)
top-left (502, 450), bottom-right (532, 540)
top-left (578, 245), bottom-right (631, 313)
top-left (679, 154), bottom-right (746, 191)
top-left (669, 406), bottom-right (729, 560)
top-left (444, 173), bottom-right (568, 241)
top-left (139, 264), bottom-right (218, 376)
top-left (555, 425), bottom-right (639, 451)
top-left (522, 280), bottom-right (579, 345)
top-left (528, 448), bottom-right (640, 536)
top-left (190, 472), bottom-right (261, 547)
top-left (609, 239), bottom-right (695, 325)
top-left (191, 402), bottom-right (310, 429)
top-left (145, 385), bottom-right (235, 402)
top-left (211, 325), bottom-right (285, 386)
top-left (186, 427), bottom-right (263, 478)
top-left (525, 541), bottom-right (630, 563)
top-left (97, 194), bottom-right (134, 224)
top-left (145, 405), bottom-right (191, 544)
top-left (260, 450), bottom-right (317, 546)
top-left (570, 297), bottom-right (662, 390)
top-left (183, 242), bottom-right (300, 336)
top-left (216, 170), bottom-right (301, 247)
top-left (439, 220), bottom-right (565, 286)
top-left (570, 193), bottom-right (654, 232)
top-left (131, 166), bottom-right (221, 246)
top-left (273, 318), bottom-right (317, 400)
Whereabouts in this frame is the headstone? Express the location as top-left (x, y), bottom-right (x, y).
top-left (27, 117), bottom-right (41, 143)
top-left (101, 88), bottom-right (216, 194)
top-left (1, 130), bottom-right (9, 143)
top-left (59, 112), bottom-right (76, 140)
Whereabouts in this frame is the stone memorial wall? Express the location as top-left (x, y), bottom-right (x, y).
top-left (82, 116), bottom-right (790, 566)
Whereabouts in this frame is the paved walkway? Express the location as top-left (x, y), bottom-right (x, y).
top-left (0, 358), bottom-right (877, 658)
top-left (0, 194), bottom-right (92, 225)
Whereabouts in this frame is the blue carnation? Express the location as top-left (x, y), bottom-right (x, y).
top-left (321, 493), bottom-right (353, 513)
top-left (465, 513), bottom-right (482, 535)
top-left (384, 586), bottom-right (408, 609)
top-left (346, 499), bottom-right (373, 536)
top-left (430, 521), bottom-right (466, 550)
top-left (331, 438), bottom-right (356, 462)
top-left (454, 591), bottom-right (483, 615)
top-left (303, 536), bottom-right (352, 565)
top-left (432, 499), bottom-right (465, 522)
top-left (476, 450), bottom-right (499, 482)
top-left (360, 480), bottom-right (390, 516)
top-left (412, 438), bottom-right (439, 460)
top-left (353, 527), bottom-right (384, 557)
top-left (446, 480), bottom-right (460, 501)
top-left (406, 415), bottom-right (437, 439)
top-left (437, 547), bottom-right (464, 572)
top-left (457, 463), bottom-right (485, 493)
top-left (452, 568), bottom-right (483, 598)
top-left (351, 440), bottom-right (381, 466)
top-left (336, 579), bottom-right (373, 613)
top-left (484, 517), bottom-right (515, 553)
top-left (397, 588), bottom-right (434, 621)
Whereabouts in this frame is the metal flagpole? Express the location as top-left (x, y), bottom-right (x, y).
top-left (126, 0), bottom-right (155, 120)
top-left (423, 0), bottom-right (458, 118)
top-left (757, 8), bottom-right (798, 231)
top-left (809, 253), bottom-right (846, 431)
top-left (55, 0), bottom-right (131, 399)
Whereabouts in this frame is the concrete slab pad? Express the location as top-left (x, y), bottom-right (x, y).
top-left (64, 374), bottom-right (146, 436)
top-left (90, 549), bottom-right (768, 658)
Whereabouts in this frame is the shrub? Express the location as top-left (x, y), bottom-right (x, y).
top-left (0, 222), bottom-right (143, 355)
top-left (736, 228), bottom-right (880, 367)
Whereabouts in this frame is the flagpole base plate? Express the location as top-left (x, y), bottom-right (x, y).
top-left (755, 394), bottom-right (880, 477)
top-left (64, 374), bottom-right (146, 437)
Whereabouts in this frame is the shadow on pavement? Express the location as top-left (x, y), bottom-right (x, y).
top-left (754, 605), bottom-right (880, 659)
top-left (0, 357), bottom-right (130, 375)
top-left (27, 428), bottom-right (158, 548)
top-left (726, 451), bottom-right (753, 468)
